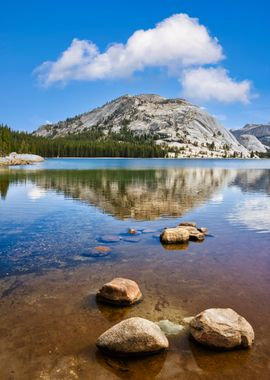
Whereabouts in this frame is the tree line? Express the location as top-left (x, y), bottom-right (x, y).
top-left (0, 124), bottom-right (167, 158)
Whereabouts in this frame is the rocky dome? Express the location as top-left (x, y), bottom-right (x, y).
top-left (34, 94), bottom-right (250, 158)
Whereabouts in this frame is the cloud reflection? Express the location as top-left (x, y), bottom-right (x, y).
top-left (28, 186), bottom-right (47, 201)
top-left (228, 196), bottom-right (270, 233)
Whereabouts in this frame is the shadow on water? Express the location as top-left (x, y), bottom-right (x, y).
top-left (95, 349), bottom-right (167, 379)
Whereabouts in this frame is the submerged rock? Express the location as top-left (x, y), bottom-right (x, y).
top-left (99, 235), bottom-right (121, 243)
top-left (83, 246), bottom-right (111, 258)
top-left (122, 236), bottom-right (141, 243)
top-left (96, 317), bottom-right (169, 355)
top-left (160, 227), bottom-right (190, 244)
top-left (157, 320), bottom-right (184, 335)
top-left (190, 308), bottom-right (255, 349)
top-left (97, 278), bottom-right (142, 305)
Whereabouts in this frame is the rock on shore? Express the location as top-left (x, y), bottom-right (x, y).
top-left (190, 308), bottom-right (255, 349)
top-left (0, 152), bottom-right (44, 166)
top-left (96, 317), bottom-right (169, 355)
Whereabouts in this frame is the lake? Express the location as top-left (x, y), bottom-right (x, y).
top-left (0, 158), bottom-right (269, 379)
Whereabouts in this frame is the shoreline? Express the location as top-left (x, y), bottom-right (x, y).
top-left (0, 153), bottom-right (44, 167)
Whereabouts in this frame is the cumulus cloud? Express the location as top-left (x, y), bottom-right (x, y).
top-left (35, 13), bottom-right (253, 104)
top-left (182, 67), bottom-right (252, 104)
top-left (36, 14), bottom-right (223, 85)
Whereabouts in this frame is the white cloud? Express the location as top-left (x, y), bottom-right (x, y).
top-left (35, 13), bottom-right (254, 104)
top-left (36, 14), bottom-right (223, 86)
top-left (182, 67), bottom-right (252, 104)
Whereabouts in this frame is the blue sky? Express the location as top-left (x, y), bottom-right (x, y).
top-left (0, 0), bottom-right (269, 132)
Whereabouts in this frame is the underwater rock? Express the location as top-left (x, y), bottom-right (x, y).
top-left (97, 277), bottom-right (142, 305)
top-left (190, 308), bottom-right (255, 349)
top-left (99, 235), bottom-right (121, 243)
top-left (156, 320), bottom-right (185, 335)
top-left (96, 317), bottom-right (169, 355)
top-left (83, 246), bottom-right (111, 258)
top-left (122, 236), bottom-right (141, 243)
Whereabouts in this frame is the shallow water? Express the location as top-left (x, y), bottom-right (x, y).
top-left (0, 158), bottom-right (269, 379)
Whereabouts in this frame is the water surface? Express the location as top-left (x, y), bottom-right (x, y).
top-left (0, 159), bottom-right (269, 379)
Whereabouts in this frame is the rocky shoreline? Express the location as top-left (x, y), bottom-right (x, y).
top-left (0, 152), bottom-right (44, 166)
top-left (93, 223), bottom-right (255, 357)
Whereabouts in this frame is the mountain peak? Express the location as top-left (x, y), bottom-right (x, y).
top-left (34, 94), bottom-right (250, 158)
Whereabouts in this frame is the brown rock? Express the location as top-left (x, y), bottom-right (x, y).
top-left (97, 277), bottom-right (142, 305)
top-left (179, 221), bottom-right (197, 228)
top-left (96, 317), bottom-right (169, 355)
top-left (83, 246), bottom-right (111, 258)
top-left (198, 227), bottom-right (208, 234)
top-left (190, 308), bottom-right (255, 349)
top-left (179, 226), bottom-right (205, 241)
top-left (128, 228), bottom-right (137, 235)
top-left (160, 227), bottom-right (190, 244)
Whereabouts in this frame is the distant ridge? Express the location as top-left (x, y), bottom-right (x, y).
top-left (232, 123), bottom-right (270, 153)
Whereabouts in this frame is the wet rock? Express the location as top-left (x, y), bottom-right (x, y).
top-left (179, 226), bottom-right (205, 241)
top-left (157, 320), bottom-right (184, 335)
top-left (99, 235), bottom-right (121, 243)
top-left (96, 317), bottom-right (169, 355)
top-left (128, 228), bottom-right (137, 235)
top-left (160, 227), bottom-right (190, 244)
top-left (198, 227), bottom-right (208, 234)
top-left (182, 316), bottom-right (194, 326)
top-left (97, 278), bottom-right (142, 305)
top-left (122, 236), bottom-right (141, 243)
top-left (83, 246), bottom-right (111, 258)
top-left (179, 221), bottom-right (197, 228)
top-left (190, 308), bottom-right (255, 349)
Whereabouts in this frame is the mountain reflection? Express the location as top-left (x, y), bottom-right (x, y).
top-left (232, 169), bottom-right (270, 195)
top-left (0, 173), bottom-right (10, 200)
top-left (1, 168), bottom-right (269, 220)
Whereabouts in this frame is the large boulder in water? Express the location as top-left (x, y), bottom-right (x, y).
top-left (97, 278), bottom-right (142, 305)
top-left (96, 317), bottom-right (169, 355)
top-left (160, 227), bottom-right (190, 244)
top-left (190, 308), bottom-right (255, 349)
